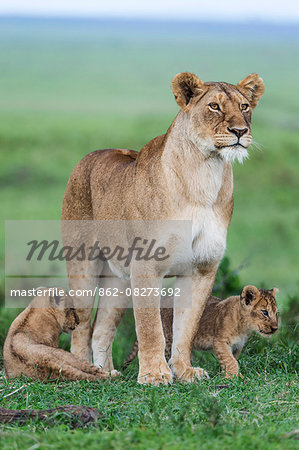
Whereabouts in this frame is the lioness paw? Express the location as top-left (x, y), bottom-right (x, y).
top-left (137, 356), bottom-right (173, 386)
top-left (138, 370), bottom-right (173, 386)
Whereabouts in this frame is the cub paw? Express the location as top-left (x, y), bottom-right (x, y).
top-left (224, 371), bottom-right (243, 379)
top-left (177, 366), bottom-right (209, 382)
top-left (110, 370), bottom-right (121, 378)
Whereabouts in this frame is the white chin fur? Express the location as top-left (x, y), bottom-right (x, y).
top-left (220, 146), bottom-right (249, 164)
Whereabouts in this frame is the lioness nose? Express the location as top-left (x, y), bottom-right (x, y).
top-left (227, 127), bottom-right (248, 138)
top-left (271, 326), bottom-right (278, 333)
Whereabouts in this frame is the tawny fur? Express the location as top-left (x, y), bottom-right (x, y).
top-left (123, 286), bottom-right (278, 378)
top-left (62, 72), bottom-right (264, 385)
top-left (3, 289), bottom-right (119, 381)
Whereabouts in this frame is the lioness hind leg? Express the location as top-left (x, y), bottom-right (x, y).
top-left (62, 220), bottom-right (106, 363)
top-left (67, 259), bottom-right (105, 363)
top-left (92, 271), bottom-right (130, 371)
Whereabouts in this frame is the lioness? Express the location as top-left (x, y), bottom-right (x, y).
top-left (62, 72), bottom-right (264, 385)
top-left (3, 288), bottom-right (119, 381)
top-left (123, 286), bottom-right (279, 378)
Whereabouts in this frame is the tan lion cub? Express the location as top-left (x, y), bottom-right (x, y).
top-left (124, 286), bottom-right (279, 378)
top-left (3, 288), bottom-right (119, 381)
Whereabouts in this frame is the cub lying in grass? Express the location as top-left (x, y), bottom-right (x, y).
top-left (3, 288), bottom-right (119, 381)
top-left (124, 285), bottom-right (279, 378)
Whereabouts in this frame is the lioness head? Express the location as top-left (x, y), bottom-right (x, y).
top-left (48, 289), bottom-right (80, 333)
top-left (171, 72), bottom-right (264, 163)
top-left (240, 285), bottom-right (278, 336)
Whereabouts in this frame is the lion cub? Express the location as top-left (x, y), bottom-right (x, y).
top-left (4, 288), bottom-right (119, 381)
top-left (124, 286), bottom-right (278, 378)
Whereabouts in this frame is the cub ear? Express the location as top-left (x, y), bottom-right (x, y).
top-left (271, 287), bottom-right (279, 296)
top-left (49, 288), bottom-right (68, 306)
top-left (171, 72), bottom-right (206, 111)
top-left (237, 73), bottom-right (265, 109)
top-left (240, 285), bottom-right (260, 306)
top-left (49, 294), bottom-right (61, 306)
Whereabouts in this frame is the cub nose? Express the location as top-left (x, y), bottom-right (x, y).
top-left (271, 326), bottom-right (278, 333)
top-left (227, 127), bottom-right (248, 138)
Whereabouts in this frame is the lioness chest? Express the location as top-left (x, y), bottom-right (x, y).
top-left (168, 156), bottom-right (228, 267)
top-left (183, 205), bottom-right (227, 266)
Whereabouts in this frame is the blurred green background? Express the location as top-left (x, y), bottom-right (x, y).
top-left (0, 18), bottom-right (298, 448)
top-left (0, 17), bottom-right (298, 303)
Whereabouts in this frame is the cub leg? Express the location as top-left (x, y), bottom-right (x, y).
top-left (232, 347), bottom-right (242, 360)
top-left (123, 340), bottom-right (139, 369)
top-left (92, 270), bottom-right (130, 370)
top-left (213, 340), bottom-right (239, 378)
top-left (26, 345), bottom-right (118, 381)
top-left (169, 267), bottom-right (218, 382)
top-left (161, 308), bottom-right (174, 361)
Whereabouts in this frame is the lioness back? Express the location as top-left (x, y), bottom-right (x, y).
top-left (62, 137), bottom-right (166, 222)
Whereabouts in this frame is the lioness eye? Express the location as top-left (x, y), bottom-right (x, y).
top-left (209, 103), bottom-right (220, 111)
top-left (241, 103), bottom-right (249, 111)
top-left (262, 310), bottom-right (269, 317)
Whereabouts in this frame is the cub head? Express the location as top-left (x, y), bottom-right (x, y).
top-left (171, 72), bottom-right (264, 163)
top-left (48, 288), bottom-right (80, 333)
top-left (240, 285), bottom-right (279, 336)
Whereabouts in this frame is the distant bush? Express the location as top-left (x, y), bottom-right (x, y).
top-left (213, 256), bottom-right (243, 298)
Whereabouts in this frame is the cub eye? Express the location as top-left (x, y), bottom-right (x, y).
top-left (209, 103), bottom-right (220, 111)
top-left (241, 103), bottom-right (249, 111)
top-left (261, 310), bottom-right (269, 317)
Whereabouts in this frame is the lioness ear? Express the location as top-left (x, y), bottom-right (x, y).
top-left (171, 72), bottom-right (205, 111)
top-left (240, 285), bottom-right (260, 306)
top-left (237, 73), bottom-right (265, 109)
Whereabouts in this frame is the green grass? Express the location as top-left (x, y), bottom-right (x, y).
top-left (0, 376), bottom-right (297, 449)
top-left (0, 313), bottom-right (298, 449)
top-left (0, 289), bottom-right (298, 449)
top-left (0, 17), bottom-right (298, 449)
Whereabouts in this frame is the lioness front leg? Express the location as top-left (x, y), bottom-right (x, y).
top-left (131, 275), bottom-right (172, 386)
top-left (169, 265), bottom-right (218, 382)
top-left (214, 341), bottom-right (239, 378)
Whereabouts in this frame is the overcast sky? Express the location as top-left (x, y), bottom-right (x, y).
top-left (0, 0), bottom-right (299, 22)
